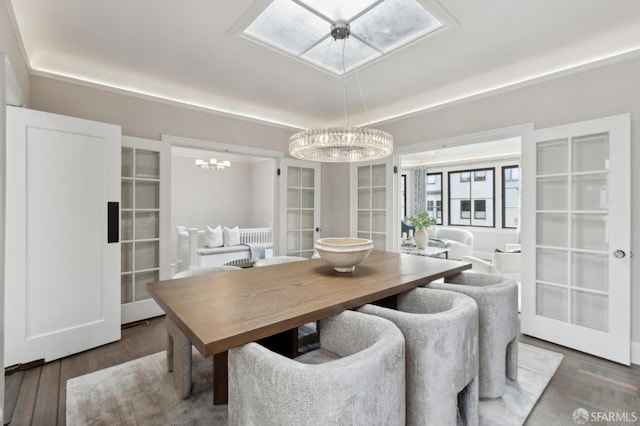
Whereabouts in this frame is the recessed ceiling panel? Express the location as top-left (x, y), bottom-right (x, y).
top-left (244, 0), bottom-right (329, 55)
top-left (302, 37), bottom-right (382, 74)
top-left (351, 0), bottom-right (442, 51)
top-left (241, 0), bottom-right (444, 75)
top-left (298, 0), bottom-right (380, 22)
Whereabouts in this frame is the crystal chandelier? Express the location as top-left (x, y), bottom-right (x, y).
top-left (289, 23), bottom-right (393, 163)
top-left (195, 158), bottom-right (231, 170)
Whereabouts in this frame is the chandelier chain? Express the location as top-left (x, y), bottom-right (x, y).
top-left (342, 38), bottom-right (349, 127)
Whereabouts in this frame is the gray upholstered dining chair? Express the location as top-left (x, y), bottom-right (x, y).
top-left (228, 310), bottom-right (406, 426)
top-left (167, 265), bottom-right (241, 398)
top-left (427, 272), bottom-right (518, 399)
top-left (252, 255), bottom-right (308, 267)
top-left (358, 287), bottom-right (479, 426)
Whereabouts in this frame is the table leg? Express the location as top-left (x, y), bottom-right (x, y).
top-left (258, 328), bottom-right (298, 358)
top-left (166, 317), bottom-right (192, 399)
top-left (213, 351), bottom-right (228, 405)
top-left (212, 329), bottom-right (298, 406)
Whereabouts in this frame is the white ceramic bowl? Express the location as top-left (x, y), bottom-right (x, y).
top-left (315, 238), bottom-right (374, 272)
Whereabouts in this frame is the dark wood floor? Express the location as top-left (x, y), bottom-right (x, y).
top-left (4, 316), bottom-right (640, 425)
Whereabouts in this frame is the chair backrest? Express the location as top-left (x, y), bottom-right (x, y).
top-left (253, 256), bottom-right (308, 267)
top-left (172, 265), bottom-right (240, 278)
top-left (228, 310), bottom-right (406, 426)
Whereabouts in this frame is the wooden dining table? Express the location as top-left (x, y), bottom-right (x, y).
top-left (147, 250), bottom-right (470, 404)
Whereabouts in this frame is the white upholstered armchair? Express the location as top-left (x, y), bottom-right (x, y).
top-left (461, 250), bottom-right (521, 282)
top-left (427, 226), bottom-right (474, 260)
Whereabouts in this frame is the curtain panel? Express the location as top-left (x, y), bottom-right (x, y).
top-left (413, 166), bottom-right (427, 214)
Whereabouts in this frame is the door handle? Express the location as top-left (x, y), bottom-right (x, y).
top-left (107, 202), bottom-right (120, 243)
top-left (315, 227), bottom-right (321, 232)
top-left (613, 250), bottom-right (626, 259)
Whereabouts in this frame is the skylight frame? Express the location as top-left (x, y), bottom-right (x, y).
top-left (240, 0), bottom-right (450, 76)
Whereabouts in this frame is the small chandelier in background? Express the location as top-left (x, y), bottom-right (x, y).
top-left (195, 158), bottom-right (231, 170)
top-left (289, 23), bottom-right (393, 163)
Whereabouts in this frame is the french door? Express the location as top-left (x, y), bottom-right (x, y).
top-left (521, 114), bottom-right (630, 364)
top-left (5, 106), bottom-right (121, 365)
top-left (120, 136), bottom-right (171, 324)
top-left (277, 159), bottom-right (321, 257)
top-left (350, 157), bottom-right (397, 251)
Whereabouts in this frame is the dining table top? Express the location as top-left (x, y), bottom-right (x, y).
top-left (147, 250), bottom-right (471, 357)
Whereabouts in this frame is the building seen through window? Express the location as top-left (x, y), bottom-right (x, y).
top-left (448, 168), bottom-right (494, 227)
top-left (426, 172), bottom-right (442, 224)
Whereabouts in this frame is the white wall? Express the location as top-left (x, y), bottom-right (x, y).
top-left (250, 159), bottom-right (276, 228)
top-left (28, 76), bottom-right (296, 153)
top-left (0, 3), bottom-right (28, 103)
top-left (170, 155), bottom-right (274, 261)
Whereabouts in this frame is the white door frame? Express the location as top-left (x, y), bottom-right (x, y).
top-left (393, 123), bottom-right (534, 252)
top-left (161, 133), bottom-right (286, 254)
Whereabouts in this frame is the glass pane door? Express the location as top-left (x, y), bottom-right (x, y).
top-left (278, 159), bottom-right (321, 257)
top-left (121, 137), bottom-right (170, 324)
top-left (521, 114), bottom-right (630, 365)
top-left (350, 157), bottom-right (396, 251)
top-left (535, 135), bottom-right (609, 331)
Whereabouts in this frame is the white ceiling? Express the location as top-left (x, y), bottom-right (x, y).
top-left (8, 1), bottom-right (640, 130)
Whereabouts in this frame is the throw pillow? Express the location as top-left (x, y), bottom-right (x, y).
top-left (205, 225), bottom-right (223, 248)
top-left (223, 225), bottom-right (241, 246)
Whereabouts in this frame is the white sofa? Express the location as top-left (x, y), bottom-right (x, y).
top-left (427, 227), bottom-right (474, 260)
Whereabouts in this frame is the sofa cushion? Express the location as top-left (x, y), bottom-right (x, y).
top-left (224, 225), bottom-right (241, 246)
top-left (205, 225), bottom-right (223, 248)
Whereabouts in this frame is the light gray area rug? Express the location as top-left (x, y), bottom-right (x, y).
top-left (67, 342), bottom-right (562, 426)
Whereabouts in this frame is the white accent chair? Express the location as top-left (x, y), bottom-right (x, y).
top-left (427, 226), bottom-right (474, 260)
top-left (359, 288), bottom-right (479, 426)
top-left (228, 310), bottom-right (406, 426)
top-left (167, 265), bottom-right (241, 398)
top-left (427, 272), bottom-right (519, 399)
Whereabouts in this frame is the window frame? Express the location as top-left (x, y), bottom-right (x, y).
top-left (502, 165), bottom-right (520, 229)
top-left (425, 172), bottom-right (443, 225)
top-left (400, 173), bottom-right (407, 219)
top-left (447, 167), bottom-right (495, 228)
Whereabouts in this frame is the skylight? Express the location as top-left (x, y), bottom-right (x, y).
top-left (243, 0), bottom-right (443, 75)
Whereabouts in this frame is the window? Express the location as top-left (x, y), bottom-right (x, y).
top-left (474, 200), bottom-right (486, 219)
top-left (448, 168), bottom-right (494, 227)
top-left (425, 172), bottom-right (443, 225)
top-left (460, 200), bottom-right (471, 219)
top-left (473, 171), bottom-right (486, 181)
top-left (502, 165), bottom-right (520, 229)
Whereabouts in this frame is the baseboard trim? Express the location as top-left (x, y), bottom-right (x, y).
top-left (632, 341), bottom-right (640, 365)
